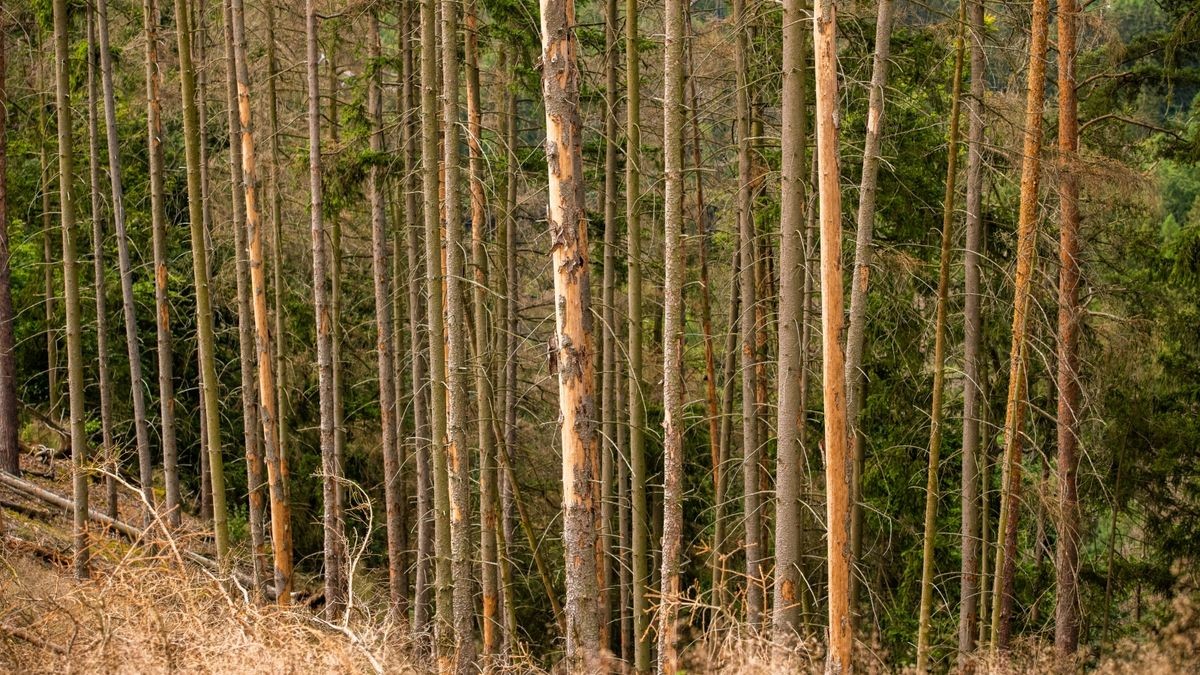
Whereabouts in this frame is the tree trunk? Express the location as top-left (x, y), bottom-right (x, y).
top-left (735, 0), bottom-right (763, 630)
top-left (51, 0), bottom-right (90, 579)
top-left (601, 0), bottom-right (620, 652)
top-left (915, 6), bottom-right (967, 668)
top-left (0, 20), bottom-right (16, 477)
top-left (37, 56), bottom-right (60, 423)
top-left (1054, 0), bottom-right (1082, 663)
top-left (773, 0), bottom-right (809, 639)
top-left (193, 0), bottom-right (215, 524)
top-left (85, 9), bottom-right (118, 520)
top-left (625, 0), bottom-right (650, 665)
top-left (712, 243), bottom-right (740, 617)
top-left (958, 0), bottom-right (987, 662)
top-left (540, 0), bottom-right (600, 662)
top-left (144, 0), bottom-right (177, 524)
top-left (990, 0), bottom-right (1050, 651)
top-left (326, 38), bottom-right (349, 612)
top-left (815, 0), bottom-right (852, 668)
top-left (96, 0), bottom-right (154, 521)
top-left (230, 0), bottom-right (295, 608)
top-left (174, 0), bottom-right (229, 563)
top-left (303, 0), bottom-right (344, 615)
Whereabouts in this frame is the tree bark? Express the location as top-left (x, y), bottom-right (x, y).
top-left (50, 0), bottom-right (90, 579)
top-left (814, 0), bottom-right (852, 668)
top-left (0, 20), bottom-right (16, 477)
top-left (958, 0), bottom-right (987, 662)
top-left (540, 0), bottom-right (601, 661)
top-left (773, 0), bottom-right (809, 639)
top-left (990, 0), bottom-right (1051, 650)
top-left (916, 5), bottom-right (967, 668)
top-left (193, 0), bottom-right (214, 524)
top-left (1054, 0), bottom-right (1083, 663)
top-left (601, 0), bottom-right (620, 652)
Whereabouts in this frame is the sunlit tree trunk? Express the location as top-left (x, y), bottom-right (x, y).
top-left (916, 5), bottom-right (967, 668)
top-left (51, 0), bottom-right (89, 579)
top-left (1054, 0), bottom-right (1083, 663)
top-left (990, 0), bottom-right (1051, 650)
top-left (814, 0), bottom-right (852, 668)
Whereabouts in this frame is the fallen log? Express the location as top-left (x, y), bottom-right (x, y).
top-left (1, 623), bottom-right (67, 655)
top-left (0, 497), bottom-right (53, 521)
top-left (0, 471), bottom-right (272, 598)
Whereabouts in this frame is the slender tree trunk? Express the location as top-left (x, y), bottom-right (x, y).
top-left (626, 0), bottom-right (650, 665)
top-left (734, 0), bottom-right (763, 630)
top-left (1054, 0), bottom-right (1082, 663)
top-left (263, 0), bottom-right (290, 502)
top-left (96, 0), bottom-right (153, 518)
top-left (915, 6), bottom-right (967, 668)
top-left (540, 0), bottom-right (601, 661)
top-left (174, 0), bottom-right (229, 563)
top-left (815, 0), bottom-right (852, 668)
top-left (990, 0), bottom-right (1051, 651)
top-left (844, 0), bottom-right (894, 613)
top-left (85, 9), bottom-right (118, 520)
top-left (194, 0), bottom-right (215, 524)
top-left (230, 0), bottom-right (294, 607)
top-left (773, 0), bottom-right (809, 640)
top-left (221, 0), bottom-right (269, 592)
top-left (51, 0), bottom-right (89, 579)
top-left (958, 0), bottom-right (987, 662)
top-left (978, 366), bottom-right (992, 649)
top-left (712, 245), bottom-right (740, 615)
top-left (326, 38), bottom-right (348, 608)
top-left (360, 10), bottom-right (404, 618)
top-left (144, 0), bottom-right (177, 523)
top-left (303, 0), bottom-right (345, 615)
top-left (658, 0), bottom-right (685, 667)
top-left (601, 0), bottom-right (620, 651)
top-left (403, 0), bottom-right (433, 633)
top-left (501, 55), bottom-right (521, 654)
top-left (37, 62), bottom-right (59, 422)
top-left (0, 20), bottom-right (16, 477)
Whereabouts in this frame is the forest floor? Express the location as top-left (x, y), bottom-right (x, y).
top-left (1, 443), bottom-right (1197, 673)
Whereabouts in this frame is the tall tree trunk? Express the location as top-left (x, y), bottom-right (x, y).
top-left (326, 38), bottom-right (348, 607)
top-left (440, 0), bottom-right (477, 669)
top-left (303, 0), bottom-right (345, 615)
top-left (601, 0), bottom-right (620, 652)
top-left (86, 9), bottom-right (118, 520)
top-left (1053, 0), bottom-right (1083, 663)
top-left (51, 0), bottom-right (90, 579)
top-left (221, 0), bottom-right (269, 592)
top-left (977, 365), bottom-right (992, 649)
top-left (773, 0), bottom-right (809, 639)
top-left (403, 0), bottom-right (433, 633)
top-left (712, 245), bottom-right (740, 615)
top-left (845, 0), bottom-right (894, 613)
top-left (0, 19), bottom-right (16, 477)
top-left (421, 0), bottom-right (455, 657)
top-left (365, 9), bottom-right (404, 617)
top-left (958, 0), bottom-right (987, 662)
top-left (263, 0), bottom-right (290, 504)
top-left (815, 0), bottom-right (852, 668)
top-left (175, 0), bottom-right (229, 563)
top-left (144, 0), bottom-right (177, 523)
top-left (990, 0), bottom-right (1051, 650)
top-left (230, 0), bottom-right (294, 607)
top-left (38, 60), bottom-right (59, 422)
top-left (916, 5), bottom-right (967, 668)
top-left (194, 0), bottom-right (215, 523)
top-left (96, 0), bottom-right (153, 519)
top-left (540, 0), bottom-right (600, 661)
top-left (735, 0), bottom-right (763, 630)
top-left (658, 0), bottom-right (684, 666)
top-left (626, 0), bottom-right (650, 665)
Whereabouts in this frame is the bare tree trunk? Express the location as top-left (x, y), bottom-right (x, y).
top-left (51, 0), bottom-right (90, 579)
top-left (815, 0), bottom-right (852, 668)
top-left (773, 0), bottom-right (809, 639)
top-left (915, 6), bottom-right (967, 668)
top-left (96, 0), bottom-right (153, 519)
top-left (734, 0), bottom-right (763, 630)
top-left (625, 0), bottom-right (650, 664)
top-left (958, 0), bottom-right (987, 662)
top-left (501, 54), bottom-right (521, 655)
top-left (85, 9), bottom-right (118, 520)
top-left (144, 0), bottom-right (177, 523)
top-left (1054, 0), bottom-right (1083, 663)
top-left (194, 0), bottom-right (215, 524)
top-left (0, 20), bottom-right (16, 477)
top-left (712, 245), bottom-right (740, 616)
top-left (221, 0), bottom-right (269, 592)
top-left (540, 0), bottom-right (600, 662)
top-left (230, 0), bottom-right (294, 608)
top-left (174, 0), bottom-right (229, 563)
top-left (990, 0), bottom-right (1051, 650)
top-left (303, 0), bottom-right (344, 615)
top-left (37, 56), bottom-right (60, 423)
top-left (601, 0), bottom-right (620, 651)
top-left (977, 366), bottom-right (991, 649)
